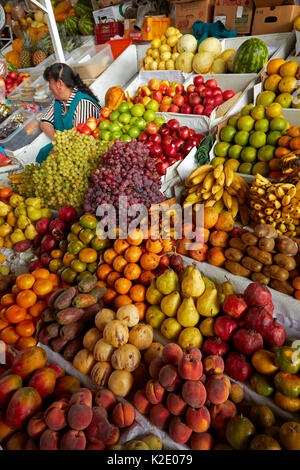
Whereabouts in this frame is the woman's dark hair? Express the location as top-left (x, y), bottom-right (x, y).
top-left (43, 63), bottom-right (100, 103)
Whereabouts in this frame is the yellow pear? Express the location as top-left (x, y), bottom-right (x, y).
top-left (10, 228), bottom-right (25, 244)
top-left (146, 280), bottom-right (164, 305)
top-left (7, 211), bottom-right (17, 227)
top-left (25, 224), bottom-right (38, 240)
top-left (156, 269), bottom-right (179, 295)
top-left (161, 291), bottom-right (181, 317)
top-left (197, 287), bottom-right (220, 317)
top-left (0, 223), bottom-right (12, 237)
top-left (160, 317), bottom-right (182, 340)
top-left (4, 235), bottom-right (13, 248)
top-left (25, 197), bottom-right (42, 209)
top-left (9, 194), bottom-right (23, 208)
top-left (14, 204), bottom-right (27, 217)
top-left (177, 297), bottom-right (200, 327)
top-left (181, 266), bottom-right (205, 298)
top-left (0, 201), bottom-right (10, 217)
top-left (41, 208), bottom-right (52, 218)
top-left (27, 206), bottom-right (42, 222)
top-left (17, 215), bottom-right (30, 230)
top-left (146, 305), bottom-right (166, 329)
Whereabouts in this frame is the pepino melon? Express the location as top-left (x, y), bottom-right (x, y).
top-left (233, 38), bottom-right (268, 74)
top-left (198, 37), bottom-right (222, 58)
top-left (176, 52), bottom-right (194, 73)
top-left (177, 34), bottom-right (197, 54)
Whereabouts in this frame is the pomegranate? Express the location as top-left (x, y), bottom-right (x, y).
top-left (263, 302), bottom-right (274, 316)
top-left (225, 352), bottom-right (252, 381)
top-left (49, 218), bottom-right (67, 241)
top-left (29, 260), bottom-right (44, 272)
top-left (40, 251), bottom-right (52, 267)
top-left (41, 235), bottom-right (56, 252)
top-left (213, 316), bottom-right (239, 341)
top-left (222, 294), bottom-right (248, 319)
top-left (244, 307), bottom-right (274, 337)
top-left (243, 283), bottom-right (272, 307)
top-left (202, 337), bottom-right (229, 358)
top-left (232, 328), bottom-right (263, 355)
top-left (169, 253), bottom-right (184, 272)
top-left (36, 218), bottom-right (51, 234)
top-left (58, 205), bottom-right (77, 223)
top-left (263, 320), bottom-right (286, 347)
top-left (33, 233), bottom-right (43, 249)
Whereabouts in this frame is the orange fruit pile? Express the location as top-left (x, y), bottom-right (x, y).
top-left (0, 269), bottom-right (59, 349)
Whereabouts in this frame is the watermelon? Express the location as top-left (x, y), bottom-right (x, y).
top-left (78, 17), bottom-right (95, 35)
top-left (66, 15), bottom-right (79, 35)
top-left (232, 38), bottom-right (268, 74)
top-left (75, 2), bottom-right (93, 19)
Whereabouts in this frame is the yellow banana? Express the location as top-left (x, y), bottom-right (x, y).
top-left (275, 187), bottom-right (285, 198)
top-left (214, 200), bottom-right (224, 214)
top-left (223, 190), bottom-right (232, 209)
top-left (211, 184), bottom-right (222, 195)
top-left (202, 191), bottom-right (212, 200)
top-left (190, 172), bottom-right (208, 186)
top-left (202, 171), bottom-right (215, 192)
top-left (227, 187), bottom-right (238, 196)
top-left (215, 187), bottom-right (224, 201)
top-left (282, 195), bottom-right (291, 206)
top-left (287, 187), bottom-right (296, 198)
top-left (224, 166), bottom-right (234, 187)
top-left (239, 204), bottom-right (250, 226)
top-left (231, 196), bottom-right (239, 218)
top-left (204, 199), bottom-right (216, 207)
top-left (216, 172), bottom-right (225, 187)
top-left (213, 164), bottom-right (224, 180)
top-left (185, 165), bottom-right (213, 186)
top-left (185, 193), bottom-right (202, 203)
top-left (188, 185), bottom-right (201, 194)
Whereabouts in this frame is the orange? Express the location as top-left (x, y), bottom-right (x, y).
top-left (275, 147), bottom-right (291, 158)
top-left (127, 228), bottom-right (143, 246)
top-left (107, 271), bottom-right (122, 288)
top-left (16, 290), bottom-right (37, 308)
top-left (113, 294), bottom-right (132, 309)
top-left (0, 318), bottom-right (9, 331)
top-left (278, 135), bottom-right (292, 147)
top-left (292, 277), bottom-right (300, 290)
top-left (1, 293), bottom-right (15, 307)
top-left (103, 288), bottom-right (117, 305)
top-left (0, 307), bottom-right (7, 321)
top-left (96, 280), bottom-right (107, 288)
top-left (16, 273), bottom-right (35, 290)
top-left (124, 246), bottom-right (142, 263)
top-left (79, 248), bottom-right (97, 263)
top-left (0, 326), bottom-right (19, 344)
top-left (63, 252), bottom-right (75, 267)
top-left (11, 285), bottom-right (21, 295)
top-left (139, 270), bottom-right (156, 286)
top-left (29, 300), bottom-right (47, 318)
top-left (266, 102), bottom-right (282, 119)
top-left (16, 336), bottom-right (37, 350)
top-left (33, 279), bottom-right (53, 297)
top-left (295, 290), bottom-right (300, 301)
top-left (264, 74), bottom-right (282, 92)
top-left (268, 158), bottom-right (281, 171)
top-left (140, 252), bottom-right (160, 271)
top-left (33, 268), bottom-right (50, 280)
top-left (145, 239), bottom-right (163, 254)
top-left (114, 277), bottom-right (132, 295)
top-left (0, 187), bottom-right (12, 199)
top-left (50, 249), bottom-right (64, 259)
top-left (97, 263), bottom-right (113, 281)
top-left (289, 137), bottom-right (300, 151)
top-left (49, 273), bottom-right (60, 287)
top-left (112, 255), bottom-right (127, 273)
top-left (103, 248), bottom-right (118, 265)
top-left (129, 284), bottom-right (146, 302)
top-left (16, 320), bottom-right (35, 337)
top-left (267, 58), bottom-right (286, 75)
top-left (134, 301), bottom-right (147, 321)
top-left (123, 263), bottom-right (142, 281)
top-left (114, 239), bottom-right (130, 255)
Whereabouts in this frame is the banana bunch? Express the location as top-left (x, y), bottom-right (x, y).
top-left (249, 174), bottom-right (300, 237)
top-left (8, 173), bottom-right (24, 186)
top-left (279, 151), bottom-right (300, 175)
top-left (183, 160), bottom-right (249, 222)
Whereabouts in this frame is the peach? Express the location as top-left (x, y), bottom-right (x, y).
top-left (200, 373), bottom-right (207, 384)
top-left (181, 380), bottom-right (207, 408)
top-left (207, 247), bottom-right (226, 267)
top-left (166, 393), bottom-right (187, 416)
top-left (168, 416), bottom-right (192, 444)
top-left (94, 389), bottom-right (116, 411)
top-left (215, 211), bottom-right (234, 232)
top-left (229, 383), bottom-right (244, 404)
top-left (178, 354), bottom-right (203, 380)
top-left (39, 429), bottom-right (60, 450)
top-left (54, 375), bottom-right (80, 399)
top-left (24, 438), bottom-right (38, 450)
top-left (27, 412), bottom-right (47, 438)
top-left (145, 379), bottom-right (165, 404)
top-left (210, 399), bottom-right (237, 435)
top-left (162, 343), bottom-right (183, 365)
top-left (44, 401), bottom-right (68, 431)
top-left (186, 406), bottom-right (211, 433)
top-left (203, 355), bottom-right (224, 376)
top-left (209, 230), bottom-right (229, 248)
top-left (28, 367), bottom-right (56, 399)
top-left (185, 347), bottom-right (202, 361)
top-left (104, 425), bottom-right (120, 446)
top-left (60, 430), bottom-right (86, 450)
top-left (149, 357), bottom-right (164, 380)
top-left (132, 361), bottom-right (148, 389)
top-left (0, 374), bottom-right (23, 407)
top-left (67, 403), bottom-right (93, 430)
top-left (206, 375), bottom-right (230, 405)
top-left (133, 389), bottom-right (151, 415)
top-left (5, 431), bottom-right (27, 450)
top-left (149, 404), bottom-right (171, 429)
top-left (86, 442), bottom-right (105, 450)
top-left (143, 342), bottom-right (164, 364)
top-left (48, 363), bottom-right (65, 379)
top-left (111, 402), bottom-right (135, 428)
top-left (86, 406), bottom-right (111, 444)
top-left (70, 388), bottom-right (93, 408)
top-left (190, 432), bottom-right (214, 450)
top-left (158, 365), bottom-right (181, 392)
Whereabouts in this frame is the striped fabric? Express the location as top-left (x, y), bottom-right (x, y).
top-left (41, 87), bottom-right (101, 127)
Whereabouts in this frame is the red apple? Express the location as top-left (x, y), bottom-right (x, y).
top-left (181, 104), bottom-right (192, 114)
top-left (214, 95), bottom-right (224, 107)
top-left (138, 132), bottom-right (148, 143)
top-left (178, 126), bottom-right (191, 140)
top-left (150, 144), bottom-right (163, 158)
top-left (187, 137), bottom-right (199, 148)
top-left (175, 85), bottom-right (184, 95)
top-left (176, 152), bottom-right (184, 160)
top-left (152, 90), bottom-right (163, 103)
top-left (167, 119), bottom-right (180, 131)
top-left (160, 124), bottom-right (171, 136)
top-left (166, 87), bottom-right (176, 98)
top-left (187, 84), bottom-right (196, 94)
top-left (182, 142), bottom-right (194, 156)
top-left (173, 95), bottom-right (185, 107)
top-left (162, 96), bottom-right (173, 105)
top-left (193, 75), bottom-right (204, 86)
top-left (156, 161), bottom-right (169, 175)
top-left (189, 93), bottom-right (201, 107)
top-left (144, 140), bottom-right (153, 148)
top-left (159, 83), bottom-right (168, 94)
top-left (169, 105), bottom-right (180, 113)
top-left (164, 143), bottom-right (177, 158)
top-left (203, 106), bottom-right (214, 117)
top-left (141, 86), bottom-right (151, 97)
top-left (160, 104), bottom-right (170, 113)
top-left (206, 79), bottom-right (218, 89)
top-left (172, 138), bottom-right (184, 151)
top-left (188, 129), bottom-right (195, 138)
top-left (195, 84), bottom-right (205, 94)
top-left (213, 87), bottom-right (222, 96)
top-left (168, 157), bottom-right (177, 166)
top-left (149, 134), bottom-right (162, 144)
top-left (223, 90), bottom-right (235, 101)
top-left (203, 87), bottom-right (213, 97)
top-left (193, 104), bottom-right (204, 115)
top-left (162, 135), bottom-right (173, 146)
top-left (145, 122), bottom-right (159, 135)
top-left (203, 97), bottom-right (215, 107)
top-left (183, 95), bottom-right (189, 104)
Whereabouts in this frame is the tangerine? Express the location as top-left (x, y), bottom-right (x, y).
top-left (33, 268), bottom-right (50, 280)
top-left (0, 318), bottom-right (9, 331)
top-left (138, 270), bottom-right (155, 286)
top-left (114, 277), bottom-right (132, 295)
top-left (124, 246), bottom-right (142, 263)
top-left (0, 326), bottom-right (19, 344)
top-left (134, 301), bottom-right (147, 321)
top-left (129, 284), bottom-right (146, 302)
top-left (292, 277), bottom-right (300, 290)
top-left (16, 290), bottom-right (37, 308)
top-left (145, 239), bottom-right (163, 254)
top-left (103, 248), bottom-right (118, 264)
top-left (1, 293), bottom-right (15, 307)
top-left (16, 320), bottom-right (35, 337)
top-left (16, 336), bottom-right (37, 350)
top-left (16, 273), bottom-right (35, 290)
top-left (140, 252), bottom-right (160, 271)
top-left (114, 239), bottom-right (130, 255)
top-left (106, 271), bottom-right (122, 287)
top-left (113, 294), bottom-right (132, 309)
top-left (123, 263), bottom-right (142, 281)
top-left (96, 280), bottom-right (107, 287)
top-left (267, 58), bottom-right (286, 75)
top-left (50, 249), bottom-right (64, 259)
top-left (63, 252), bottom-right (75, 267)
top-left (112, 255), bottom-right (127, 273)
top-left (79, 248), bottom-right (97, 263)
top-left (97, 264), bottom-right (113, 280)
top-left (29, 300), bottom-right (47, 318)
top-left (127, 228), bottom-right (144, 246)
top-left (33, 279), bottom-right (53, 297)
top-left (103, 288), bottom-right (117, 305)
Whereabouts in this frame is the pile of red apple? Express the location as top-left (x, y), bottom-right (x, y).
top-left (139, 118), bottom-right (205, 176)
top-left (5, 71), bottom-right (30, 96)
top-left (203, 283), bottom-right (286, 383)
top-left (132, 77), bottom-right (235, 117)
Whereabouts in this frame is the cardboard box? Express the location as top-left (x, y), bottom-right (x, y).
top-left (170, 0), bottom-right (214, 34)
top-left (93, 2), bottom-right (131, 23)
top-left (213, 0), bottom-right (254, 34)
top-left (252, 5), bottom-right (300, 34)
top-left (253, 0), bottom-right (296, 7)
top-left (124, 17), bottom-right (171, 40)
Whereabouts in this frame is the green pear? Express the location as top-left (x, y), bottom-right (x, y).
top-left (216, 280), bottom-right (233, 305)
top-left (179, 265), bottom-right (193, 283)
top-left (125, 440), bottom-right (150, 450)
top-left (17, 215), bottom-right (30, 230)
top-left (41, 207), bottom-right (52, 218)
top-left (156, 269), bottom-right (180, 295)
top-left (14, 204), bottom-right (27, 217)
top-left (25, 197), bottom-right (42, 209)
top-left (141, 434), bottom-right (163, 450)
top-left (146, 305), bottom-right (166, 328)
top-left (146, 279), bottom-right (164, 305)
top-left (27, 206), bottom-right (42, 222)
top-left (197, 286), bottom-right (220, 317)
top-left (203, 276), bottom-right (216, 289)
top-left (181, 266), bottom-right (205, 298)
top-left (9, 194), bottom-right (24, 208)
top-left (177, 297), bottom-right (200, 327)
top-left (161, 291), bottom-right (181, 317)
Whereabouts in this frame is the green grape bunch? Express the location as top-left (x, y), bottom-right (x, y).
top-left (17, 129), bottom-right (112, 211)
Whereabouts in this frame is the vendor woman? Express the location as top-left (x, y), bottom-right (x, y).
top-left (37, 63), bottom-right (101, 164)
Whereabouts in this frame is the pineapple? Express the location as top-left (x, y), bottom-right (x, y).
top-left (19, 33), bottom-right (33, 68)
top-left (32, 33), bottom-right (51, 66)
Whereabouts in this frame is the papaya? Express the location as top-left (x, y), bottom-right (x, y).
top-left (54, 286), bottom-right (77, 310)
top-left (12, 347), bottom-right (47, 380)
top-left (72, 294), bottom-right (97, 309)
top-left (47, 288), bottom-right (65, 308)
top-left (78, 275), bottom-right (97, 293)
top-left (28, 367), bottom-right (56, 399)
top-left (0, 374), bottom-right (23, 407)
top-left (5, 387), bottom-right (42, 429)
top-left (53, 375), bottom-right (80, 399)
top-left (59, 321), bottom-right (85, 340)
top-left (56, 307), bottom-right (84, 325)
top-left (88, 286), bottom-right (106, 302)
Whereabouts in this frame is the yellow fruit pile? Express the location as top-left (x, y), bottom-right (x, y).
top-left (262, 58), bottom-right (300, 109)
top-left (141, 26), bottom-right (183, 71)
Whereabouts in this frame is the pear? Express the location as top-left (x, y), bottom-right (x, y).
top-left (146, 280), bottom-right (164, 305)
top-left (24, 223), bottom-right (38, 240)
top-left (14, 204), bottom-right (27, 217)
top-left (9, 194), bottom-right (24, 208)
top-left (126, 440), bottom-right (150, 450)
top-left (0, 201), bottom-right (10, 217)
top-left (217, 280), bottom-right (233, 305)
top-left (17, 215), bottom-right (30, 230)
top-left (181, 266), bottom-right (205, 298)
top-left (10, 228), bottom-right (25, 244)
top-left (203, 276), bottom-right (215, 289)
top-left (146, 305), bottom-right (166, 328)
top-left (161, 291), bottom-right (181, 317)
top-left (179, 265), bottom-right (193, 283)
top-left (196, 286), bottom-right (220, 317)
top-left (177, 297), bottom-right (200, 327)
top-left (156, 269), bottom-right (180, 295)
top-left (0, 223), bottom-right (12, 238)
top-left (7, 211), bottom-right (17, 227)
top-left (27, 206), bottom-right (42, 222)
top-left (41, 207), bottom-right (52, 218)
top-left (141, 434), bottom-right (163, 450)
top-left (161, 317), bottom-right (182, 340)
top-left (25, 197), bottom-right (41, 209)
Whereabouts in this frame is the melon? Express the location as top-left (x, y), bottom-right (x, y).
top-left (198, 37), bottom-right (222, 59)
top-left (177, 34), bottom-right (197, 54)
top-left (65, 15), bottom-right (79, 35)
top-left (233, 38), bottom-right (268, 74)
top-left (78, 17), bottom-right (94, 35)
top-left (192, 52), bottom-right (214, 74)
top-left (211, 58), bottom-right (227, 74)
top-left (176, 52), bottom-right (194, 73)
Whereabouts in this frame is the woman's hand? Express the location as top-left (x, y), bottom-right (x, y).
top-left (40, 121), bottom-right (55, 140)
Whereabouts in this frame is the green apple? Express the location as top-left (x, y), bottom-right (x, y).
top-left (131, 103), bottom-right (145, 117)
top-left (143, 109), bottom-right (156, 122)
